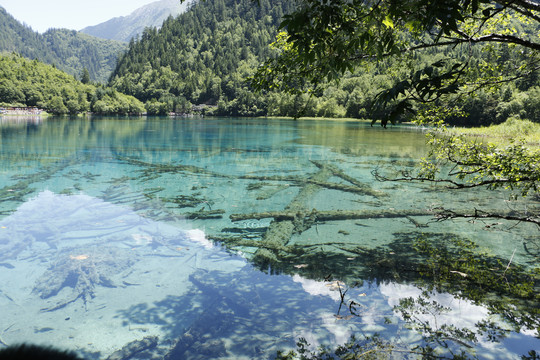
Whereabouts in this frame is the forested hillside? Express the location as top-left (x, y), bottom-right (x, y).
top-left (0, 6), bottom-right (127, 83)
top-left (110, 0), bottom-right (539, 124)
top-left (110, 0), bottom-right (295, 115)
top-left (0, 53), bottom-right (144, 115)
top-left (1, 0), bottom-right (537, 123)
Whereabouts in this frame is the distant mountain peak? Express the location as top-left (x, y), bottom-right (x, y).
top-left (80, 0), bottom-right (192, 42)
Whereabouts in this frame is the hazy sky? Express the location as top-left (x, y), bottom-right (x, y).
top-left (0, 0), bottom-right (160, 33)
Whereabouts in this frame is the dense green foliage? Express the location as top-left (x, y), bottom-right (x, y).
top-left (110, 0), bottom-right (539, 124)
top-left (1, 0), bottom-right (536, 122)
top-left (251, 0), bottom-right (540, 126)
top-left (420, 130), bottom-right (540, 197)
top-left (0, 53), bottom-right (144, 115)
top-left (0, 6), bottom-right (127, 83)
top-left (110, 0), bottom-right (295, 115)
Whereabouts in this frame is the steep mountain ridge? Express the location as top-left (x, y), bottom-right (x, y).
top-left (80, 0), bottom-right (191, 42)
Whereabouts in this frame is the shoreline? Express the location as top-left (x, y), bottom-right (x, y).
top-left (0, 111), bottom-right (537, 148)
top-left (0, 107), bottom-right (47, 116)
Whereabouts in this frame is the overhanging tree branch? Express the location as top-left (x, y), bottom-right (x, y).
top-left (498, 0), bottom-right (540, 13)
top-left (432, 208), bottom-right (540, 227)
top-left (251, 0), bottom-right (540, 106)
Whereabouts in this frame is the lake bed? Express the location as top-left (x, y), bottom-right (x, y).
top-left (0, 117), bottom-right (537, 359)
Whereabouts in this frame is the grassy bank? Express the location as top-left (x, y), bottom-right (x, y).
top-left (448, 118), bottom-right (540, 148)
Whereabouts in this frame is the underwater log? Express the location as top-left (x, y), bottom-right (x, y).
top-left (182, 209), bottom-right (225, 219)
top-left (240, 174), bottom-right (382, 197)
top-left (249, 164), bottom-right (334, 264)
top-left (310, 160), bottom-right (385, 198)
top-left (230, 209), bottom-right (432, 222)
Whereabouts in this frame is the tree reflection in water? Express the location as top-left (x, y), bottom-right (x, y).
top-left (260, 232), bottom-right (539, 359)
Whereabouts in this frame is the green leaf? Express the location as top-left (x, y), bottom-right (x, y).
top-left (382, 15), bottom-right (394, 29)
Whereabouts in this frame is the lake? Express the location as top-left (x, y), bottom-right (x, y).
top-left (0, 116), bottom-right (538, 359)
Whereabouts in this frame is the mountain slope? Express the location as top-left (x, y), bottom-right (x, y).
top-left (0, 6), bottom-right (126, 83)
top-left (0, 53), bottom-right (144, 114)
top-left (109, 0), bottom-right (293, 115)
top-left (80, 0), bottom-right (191, 42)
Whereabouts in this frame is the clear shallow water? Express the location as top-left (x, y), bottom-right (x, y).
top-left (0, 116), bottom-right (537, 359)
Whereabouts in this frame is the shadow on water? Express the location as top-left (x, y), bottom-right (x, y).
top-left (234, 230), bottom-right (540, 359)
top-left (98, 229), bottom-right (539, 359)
top-left (113, 267), bottom-right (348, 359)
top-left (253, 231), bottom-right (539, 323)
top-left (248, 231), bottom-right (427, 283)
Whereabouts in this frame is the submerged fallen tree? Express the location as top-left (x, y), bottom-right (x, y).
top-left (230, 208), bottom-right (432, 222)
top-left (246, 162), bottom-right (335, 264)
top-left (118, 156), bottom-right (385, 199)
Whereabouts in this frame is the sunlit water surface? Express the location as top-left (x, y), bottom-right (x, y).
top-left (0, 117), bottom-right (537, 359)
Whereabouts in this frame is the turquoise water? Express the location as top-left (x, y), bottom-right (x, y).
top-left (0, 116), bottom-right (537, 359)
